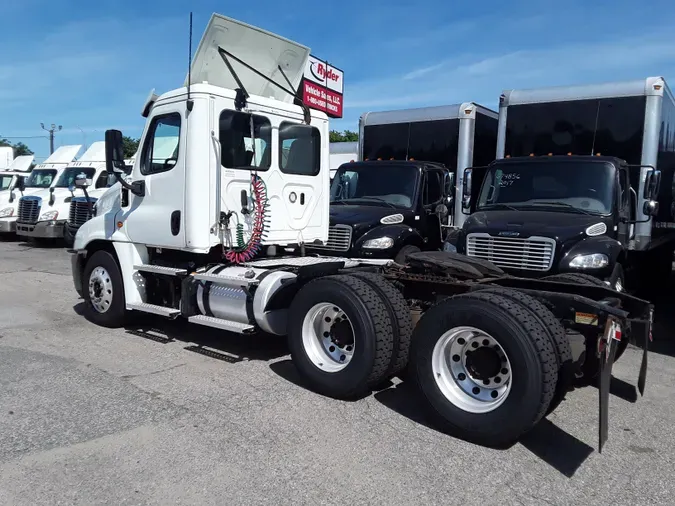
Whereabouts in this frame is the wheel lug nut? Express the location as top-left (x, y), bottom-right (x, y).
top-left (458, 373), bottom-right (466, 381)
top-left (452, 354), bottom-right (460, 362)
top-left (501, 368), bottom-right (508, 375)
top-left (482, 339), bottom-right (489, 346)
top-left (491, 391), bottom-right (498, 399)
top-left (472, 387), bottom-right (480, 395)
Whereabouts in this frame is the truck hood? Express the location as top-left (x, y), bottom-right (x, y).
top-left (0, 187), bottom-right (45, 210)
top-left (330, 204), bottom-right (414, 228)
top-left (463, 210), bottom-right (612, 243)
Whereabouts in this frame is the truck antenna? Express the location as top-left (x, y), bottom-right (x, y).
top-left (186, 12), bottom-right (194, 113)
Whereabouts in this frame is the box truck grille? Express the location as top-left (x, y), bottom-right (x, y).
top-left (68, 198), bottom-right (96, 227)
top-left (466, 233), bottom-right (556, 271)
top-left (310, 224), bottom-right (353, 252)
top-left (17, 196), bottom-right (41, 224)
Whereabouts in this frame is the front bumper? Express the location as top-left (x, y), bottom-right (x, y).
top-left (16, 219), bottom-right (66, 239)
top-left (0, 218), bottom-right (17, 233)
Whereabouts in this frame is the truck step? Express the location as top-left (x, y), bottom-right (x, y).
top-left (191, 272), bottom-right (259, 286)
top-left (134, 264), bottom-right (188, 276)
top-left (127, 302), bottom-right (180, 318)
top-left (188, 314), bottom-right (255, 334)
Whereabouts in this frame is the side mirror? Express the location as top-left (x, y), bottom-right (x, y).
top-left (643, 169), bottom-right (661, 200)
top-left (48, 186), bottom-right (55, 206)
top-left (15, 177), bottom-right (25, 193)
top-left (75, 175), bottom-right (91, 189)
top-left (435, 203), bottom-right (449, 219)
top-left (462, 168), bottom-right (472, 213)
top-left (643, 200), bottom-right (659, 217)
top-left (105, 129), bottom-right (126, 175)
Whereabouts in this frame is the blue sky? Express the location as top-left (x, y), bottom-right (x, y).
top-left (2, 0), bottom-right (675, 161)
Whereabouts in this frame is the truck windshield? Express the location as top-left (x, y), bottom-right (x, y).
top-left (55, 167), bottom-right (96, 188)
top-left (25, 169), bottom-right (57, 188)
top-left (330, 164), bottom-right (419, 209)
top-left (477, 161), bottom-right (615, 215)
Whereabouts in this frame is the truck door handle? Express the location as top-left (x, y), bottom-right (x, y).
top-left (171, 210), bottom-right (181, 236)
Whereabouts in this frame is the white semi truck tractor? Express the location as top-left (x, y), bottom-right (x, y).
top-left (69, 13), bottom-right (654, 451)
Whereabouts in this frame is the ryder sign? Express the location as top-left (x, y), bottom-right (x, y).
top-left (301, 55), bottom-right (344, 118)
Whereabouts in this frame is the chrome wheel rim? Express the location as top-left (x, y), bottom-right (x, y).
top-left (88, 266), bottom-right (113, 313)
top-left (302, 302), bottom-right (355, 373)
top-left (431, 326), bottom-right (512, 413)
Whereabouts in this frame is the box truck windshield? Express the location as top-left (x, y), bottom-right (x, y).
top-left (330, 163), bottom-right (418, 208)
top-left (477, 160), bottom-right (615, 215)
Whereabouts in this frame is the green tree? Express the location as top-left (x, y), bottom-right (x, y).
top-left (122, 136), bottom-right (140, 158)
top-left (329, 129), bottom-right (359, 142)
top-left (0, 138), bottom-right (34, 156)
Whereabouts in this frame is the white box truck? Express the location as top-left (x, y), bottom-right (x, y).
top-left (68, 12), bottom-right (653, 452)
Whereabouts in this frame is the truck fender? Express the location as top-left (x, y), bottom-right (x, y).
top-left (559, 236), bottom-right (625, 270)
top-left (353, 224), bottom-right (424, 252)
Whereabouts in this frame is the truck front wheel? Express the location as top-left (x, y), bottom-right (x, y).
top-left (82, 250), bottom-right (128, 328)
top-left (287, 275), bottom-right (395, 399)
top-left (410, 291), bottom-right (558, 447)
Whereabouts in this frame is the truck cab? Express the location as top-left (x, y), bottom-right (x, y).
top-left (309, 160), bottom-right (455, 264)
top-left (457, 155), bottom-right (660, 290)
top-left (17, 144), bottom-right (111, 241)
top-left (1, 146), bottom-right (81, 236)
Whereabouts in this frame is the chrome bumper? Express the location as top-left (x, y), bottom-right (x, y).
top-left (16, 220), bottom-right (66, 239)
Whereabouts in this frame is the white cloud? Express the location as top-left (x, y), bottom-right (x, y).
top-left (342, 27), bottom-right (675, 120)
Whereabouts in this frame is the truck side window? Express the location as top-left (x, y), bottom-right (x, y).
top-left (95, 172), bottom-right (108, 189)
top-left (141, 112), bottom-right (182, 176)
top-left (279, 122), bottom-right (321, 176)
top-left (424, 170), bottom-right (443, 205)
top-left (220, 110), bottom-right (271, 171)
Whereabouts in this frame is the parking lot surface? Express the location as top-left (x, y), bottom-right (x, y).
top-left (0, 238), bottom-right (674, 506)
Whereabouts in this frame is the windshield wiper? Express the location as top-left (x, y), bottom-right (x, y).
top-left (342, 197), bottom-right (397, 209)
top-left (529, 201), bottom-right (592, 215)
top-left (479, 203), bottom-right (522, 212)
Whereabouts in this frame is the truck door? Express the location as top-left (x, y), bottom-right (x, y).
top-left (422, 166), bottom-right (445, 249)
top-left (617, 166), bottom-right (634, 243)
top-left (123, 106), bottom-right (186, 248)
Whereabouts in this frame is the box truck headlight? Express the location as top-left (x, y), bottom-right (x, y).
top-left (39, 210), bottom-right (59, 221)
top-left (569, 253), bottom-right (608, 269)
top-left (363, 237), bottom-right (394, 249)
top-left (0, 207), bottom-right (14, 218)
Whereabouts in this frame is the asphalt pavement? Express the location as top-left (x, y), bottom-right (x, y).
top-left (0, 237), bottom-right (674, 506)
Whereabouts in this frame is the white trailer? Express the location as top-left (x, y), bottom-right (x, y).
top-left (329, 141), bottom-right (357, 180)
top-left (0, 145), bottom-right (81, 234)
top-left (69, 12), bottom-right (653, 451)
top-left (0, 146), bottom-right (14, 170)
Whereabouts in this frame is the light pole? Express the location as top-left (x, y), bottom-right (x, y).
top-left (76, 126), bottom-right (87, 151)
top-left (40, 123), bottom-right (63, 154)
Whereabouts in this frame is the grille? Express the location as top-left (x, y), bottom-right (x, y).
top-left (68, 198), bottom-right (97, 227)
top-left (466, 233), bottom-right (556, 272)
top-left (310, 224), bottom-right (353, 252)
top-left (17, 196), bottom-right (41, 224)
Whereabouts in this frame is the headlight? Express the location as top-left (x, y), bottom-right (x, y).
top-left (363, 236), bottom-right (394, 249)
top-left (39, 210), bottom-right (59, 221)
top-left (569, 253), bottom-right (608, 269)
top-left (0, 207), bottom-right (14, 218)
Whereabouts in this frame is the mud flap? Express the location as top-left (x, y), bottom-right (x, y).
top-left (598, 316), bottom-right (621, 453)
top-left (637, 307), bottom-right (653, 396)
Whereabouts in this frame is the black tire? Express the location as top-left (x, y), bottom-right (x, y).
top-left (63, 225), bottom-right (75, 248)
top-left (350, 271), bottom-right (414, 377)
top-left (287, 274), bottom-right (395, 399)
top-left (81, 250), bottom-right (128, 328)
top-left (476, 287), bottom-right (573, 415)
top-left (410, 291), bottom-right (558, 447)
top-left (394, 244), bottom-right (421, 265)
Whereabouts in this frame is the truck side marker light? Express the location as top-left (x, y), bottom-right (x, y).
top-left (654, 84), bottom-right (662, 90)
top-left (117, 221), bottom-right (123, 229)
